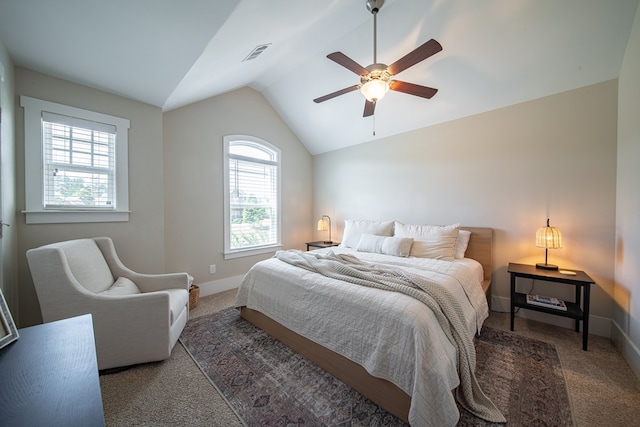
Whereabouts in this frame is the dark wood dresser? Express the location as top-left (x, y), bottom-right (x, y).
top-left (0, 314), bottom-right (105, 426)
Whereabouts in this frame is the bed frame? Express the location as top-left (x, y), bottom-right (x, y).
top-left (240, 227), bottom-right (493, 423)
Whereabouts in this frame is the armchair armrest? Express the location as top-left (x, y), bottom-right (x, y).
top-left (124, 272), bottom-right (190, 293)
top-left (87, 292), bottom-right (174, 369)
top-left (93, 237), bottom-right (189, 292)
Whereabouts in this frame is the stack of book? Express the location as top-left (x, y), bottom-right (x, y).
top-left (526, 294), bottom-right (567, 311)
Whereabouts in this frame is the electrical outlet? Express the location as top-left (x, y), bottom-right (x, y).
top-left (209, 264), bottom-right (216, 274)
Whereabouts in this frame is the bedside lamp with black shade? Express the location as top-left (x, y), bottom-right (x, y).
top-left (317, 215), bottom-right (332, 244)
top-left (535, 218), bottom-right (562, 270)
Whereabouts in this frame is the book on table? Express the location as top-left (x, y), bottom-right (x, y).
top-left (526, 294), bottom-right (567, 311)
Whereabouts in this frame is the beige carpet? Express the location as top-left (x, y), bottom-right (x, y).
top-left (100, 290), bottom-right (243, 427)
top-left (100, 289), bottom-right (640, 426)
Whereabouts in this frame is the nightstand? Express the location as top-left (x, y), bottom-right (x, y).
top-left (305, 241), bottom-right (340, 251)
top-left (508, 262), bottom-right (595, 350)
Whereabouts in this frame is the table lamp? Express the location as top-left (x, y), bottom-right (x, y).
top-left (535, 218), bottom-right (562, 270)
top-left (317, 215), bottom-right (332, 244)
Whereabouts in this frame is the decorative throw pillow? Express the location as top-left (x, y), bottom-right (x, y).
top-left (394, 222), bottom-right (460, 260)
top-left (340, 219), bottom-right (395, 249)
top-left (99, 276), bottom-right (141, 295)
top-left (455, 229), bottom-right (472, 259)
top-left (356, 234), bottom-right (414, 257)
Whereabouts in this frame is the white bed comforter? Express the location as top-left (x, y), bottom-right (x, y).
top-left (235, 247), bottom-right (491, 427)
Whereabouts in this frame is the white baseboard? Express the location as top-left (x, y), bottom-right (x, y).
top-left (491, 295), bottom-right (612, 339)
top-left (195, 275), bottom-right (243, 297)
top-left (611, 320), bottom-right (640, 379)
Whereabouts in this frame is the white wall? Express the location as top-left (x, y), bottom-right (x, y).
top-left (162, 87), bottom-right (313, 294)
top-left (614, 4), bottom-right (640, 376)
top-left (314, 80), bottom-right (618, 334)
top-left (15, 67), bottom-right (168, 327)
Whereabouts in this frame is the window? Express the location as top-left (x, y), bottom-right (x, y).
top-left (223, 135), bottom-right (281, 259)
top-left (21, 96), bottom-right (130, 223)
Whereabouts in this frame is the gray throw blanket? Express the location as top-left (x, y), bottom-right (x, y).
top-left (276, 249), bottom-right (506, 424)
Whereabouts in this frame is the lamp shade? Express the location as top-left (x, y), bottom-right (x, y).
top-left (317, 218), bottom-right (328, 231)
top-left (360, 79), bottom-right (389, 102)
top-left (535, 222), bottom-right (562, 249)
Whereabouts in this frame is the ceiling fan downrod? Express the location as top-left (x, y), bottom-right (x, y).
top-left (366, 0), bottom-right (384, 64)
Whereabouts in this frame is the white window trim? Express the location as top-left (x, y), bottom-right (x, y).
top-left (223, 134), bottom-right (282, 259)
top-left (21, 96), bottom-right (130, 224)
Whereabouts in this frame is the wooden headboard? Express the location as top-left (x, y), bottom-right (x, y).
top-left (460, 227), bottom-right (493, 295)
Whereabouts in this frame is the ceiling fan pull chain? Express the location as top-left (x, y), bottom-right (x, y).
top-left (372, 114), bottom-right (376, 136)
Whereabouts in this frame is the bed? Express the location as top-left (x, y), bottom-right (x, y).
top-left (235, 222), bottom-right (499, 426)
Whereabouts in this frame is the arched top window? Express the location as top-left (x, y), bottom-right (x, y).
top-left (228, 140), bottom-right (278, 162)
top-left (223, 135), bottom-right (281, 259)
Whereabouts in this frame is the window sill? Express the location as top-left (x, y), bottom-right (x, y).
top-left (224, 244), bottom-right (282, 260)
top-left (23, 210), bottom-right (130, 224)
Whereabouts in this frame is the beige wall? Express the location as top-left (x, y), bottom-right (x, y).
top-left (614, 5), bottom-right (640, 375)
top-left (313, 80), bottom-right (618, 333)
top-left (162, 87), bottom-right (313, 290)
top-left (0, 41), bottom-right (19, 321)
top-left (15, 68), bottom-right (167, 327)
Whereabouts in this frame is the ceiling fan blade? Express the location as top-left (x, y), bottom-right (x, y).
top-left (363, 100), bottom-right (376, 117)
top-left (313, 84), bottom-right (361, 103)
top-left (389, 80), bottom-right (438, 99)
top-left (387, 39), bottom-right (442, 76)
top-left (327, 52), bottom-right (369, 76)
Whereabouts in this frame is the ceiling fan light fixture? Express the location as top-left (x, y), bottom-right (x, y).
top-left (360, 78), bottom-right (389, 102)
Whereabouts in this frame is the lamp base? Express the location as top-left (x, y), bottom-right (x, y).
top-left (536, 262), bottom-right (559, 270)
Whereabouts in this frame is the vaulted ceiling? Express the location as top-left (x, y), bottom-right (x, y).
top-left (0, 0), bottom-right (637, 154)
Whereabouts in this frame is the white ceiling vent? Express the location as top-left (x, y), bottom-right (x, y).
top-left (242, 44), bottom-right (271, 62)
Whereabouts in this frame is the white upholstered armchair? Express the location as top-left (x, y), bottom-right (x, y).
top-left (26, 237), bottom-right (190, 370)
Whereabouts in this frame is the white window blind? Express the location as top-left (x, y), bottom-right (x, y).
top-left (42, 112), bottom-right (116, 209)
top-left (224, 136), bottom-right (281, 258)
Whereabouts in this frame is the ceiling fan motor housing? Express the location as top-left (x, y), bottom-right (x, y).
top-left (361, 63), bottom-right (390, 84)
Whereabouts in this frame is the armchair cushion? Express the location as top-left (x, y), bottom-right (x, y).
top-left (60, 239), bottom-right (115, 293)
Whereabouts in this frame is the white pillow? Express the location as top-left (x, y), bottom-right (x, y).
top-left (99, 277), bottom-right (141, 295)
top-left (356, 234), bottom-right (414, 257)
top-left (455, 229), bottom-right (472, 259)
top-left (394, 222), bottom-right (460, 260)
top-left (340, 219), bottom-right (394, 249)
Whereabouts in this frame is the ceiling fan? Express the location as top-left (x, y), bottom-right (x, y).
top-left (313, 0), bottom-right (442, 117)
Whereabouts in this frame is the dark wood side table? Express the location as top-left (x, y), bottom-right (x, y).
top-left (306, 241), bottom-right (340, 251)
top-left (508, 262), bottom-right (595, 351)
top-left (0, 314), bottom-right (105, 426)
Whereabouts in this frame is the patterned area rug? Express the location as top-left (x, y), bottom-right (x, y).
top-left (459, 327), bottom-right (574, 427)
top-left (180, 308), bottom-right (574, 426)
